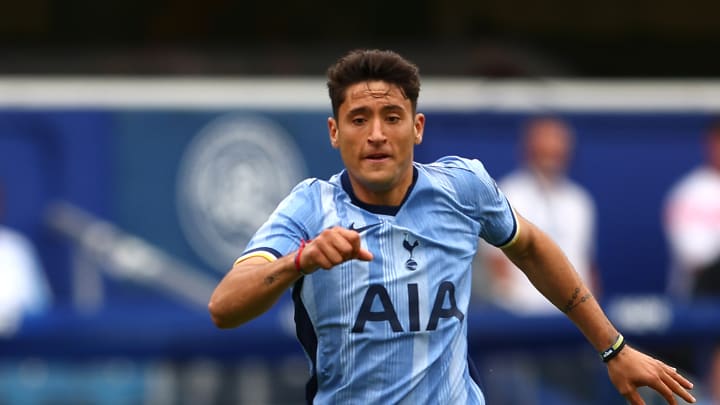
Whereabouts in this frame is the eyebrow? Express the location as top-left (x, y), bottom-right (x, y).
top-left (346, 104), bottom-right (406, 116)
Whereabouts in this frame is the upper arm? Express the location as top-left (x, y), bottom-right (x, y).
top-left (232, 254), bottom-right (275, 272)
top-left (500, 212), bottom-right (564, 267)
top-left (499, 212), bottom-right (533, 258)
top-left (234, 250), bottom-right (277, 268)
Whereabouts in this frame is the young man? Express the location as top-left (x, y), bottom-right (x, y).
top-left (209, 49), bottom-right (695, 404)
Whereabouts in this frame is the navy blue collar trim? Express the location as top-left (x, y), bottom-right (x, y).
top-left (340, 167), bottom-right (418, 216)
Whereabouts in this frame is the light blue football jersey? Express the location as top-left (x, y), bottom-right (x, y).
top-left (239, 156), bottom-right (517, 404)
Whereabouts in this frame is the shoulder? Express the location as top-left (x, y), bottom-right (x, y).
top-left (0, 226), bottom-right (31, 246)
top-left (272, 177), bottom-right (332, 213)
top-left (425, 155), bottom-right (487, 172)
top-left (276, 175), bottom-right (349, 217)
top-left (421, 156), bottom-right (497, 188)
top-left (563, 179), bottom-right (595, 206)
top-left (418, 156), bottom-right (505, 209)
top-left (684, 167), bottom-right (720, 188)
top-left (420, 156), bottom-right (495, 184)
top-left (289, 176), bottom-right (341, 196)
top-left (291, 177), bottom-right (322, 192)
top-left (0, 226), bottom-right (38, 258)
top-left (666, 167), bottom-right (707, 200)
top-left (498, 169), bottom-right (532, 189)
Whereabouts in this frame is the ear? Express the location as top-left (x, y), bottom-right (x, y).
top-left (328, 117), bottom-right (339, 149)
top-left (413, 113), bottom-right (425, 145)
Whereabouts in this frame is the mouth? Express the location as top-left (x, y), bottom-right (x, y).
top-left (364, 153), bottom-right (391, 161)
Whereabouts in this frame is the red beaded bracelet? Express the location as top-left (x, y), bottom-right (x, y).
top-left (294, 239), bottom-right (310, 276)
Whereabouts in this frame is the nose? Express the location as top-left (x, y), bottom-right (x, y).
top-left (368, 119), bottom-right (387, 144)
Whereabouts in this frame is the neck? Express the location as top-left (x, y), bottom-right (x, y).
top-left (342, 166), bottom-right (418, 211)
top-left (349, 175), bottom-right (412, 206)
top-left (529, 169), bottom-right (564, 191)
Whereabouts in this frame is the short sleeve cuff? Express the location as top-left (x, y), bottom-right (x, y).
top-left (234, 247), bottom-right (282, 266)
top-left (494, 208), bottom-right (520, 249)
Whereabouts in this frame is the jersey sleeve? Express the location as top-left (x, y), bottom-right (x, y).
top-left (235, 178), bottom-right (322, 264)
top-left (440, 156), bottom-right (519, 247)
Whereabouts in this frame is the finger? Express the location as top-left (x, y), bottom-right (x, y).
top-left (315, 242), bottom-right (345, 267)
top-left (333, 226), bottom-right (371, 261)
top-left (625, 390), bottom-right (645, 405)
top-left (327, 233), bottom-right (357, 261)
top-left (304, 246), bottom-right (334, 270)
top-left (302, 239), bottom-right (339, 270)
top-left (661, 372), bottom-right (696, 404)
top-left (357, 248), bottom-right (373, 261)
top-left (332, 227), bottom-right (363, 252)
top-left (658, 389), bottom-right (677, 405)
top-left (667, 367), bottom-right (694, 390)
top-left (336, 226), bottom-right (363, 240)
top-left (650, 374), bottom-right (677, 405)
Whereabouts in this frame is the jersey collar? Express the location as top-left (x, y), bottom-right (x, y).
top-left (340, 166), bottom-right (419, 216)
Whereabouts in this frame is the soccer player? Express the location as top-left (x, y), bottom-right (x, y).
top-left (209, 49), bottom-right (695, 405)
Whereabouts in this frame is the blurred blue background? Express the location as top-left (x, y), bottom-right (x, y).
top-left (0, 109), bottom-right (711, 298)
top-left (1, 94), bottom-right (718, 404)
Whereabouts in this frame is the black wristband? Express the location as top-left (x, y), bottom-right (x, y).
top-left (600, 334), bottom-right (626, 363)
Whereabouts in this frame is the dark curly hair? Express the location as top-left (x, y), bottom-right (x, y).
top-left (326, 49), bottom-right (421, 118)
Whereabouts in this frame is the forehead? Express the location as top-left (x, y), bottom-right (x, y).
top-left (341, 81), bottom-right (409, 111)
top-left (528, 120), bottom-right (572, 143)
top-left (530, 120), bottom-right (568, 136)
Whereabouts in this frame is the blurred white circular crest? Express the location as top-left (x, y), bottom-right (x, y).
top-left (177, 115), bottom-right (307, 271)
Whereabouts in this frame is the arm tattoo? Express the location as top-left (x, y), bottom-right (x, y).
top-left (264, 269), bottom-right (284, 286)
top-left (561, 287), bottom-right (593, 314)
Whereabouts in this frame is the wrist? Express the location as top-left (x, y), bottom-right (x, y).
top-left (600, 334), bottom-right (626, 363)
top-left (294, 239), bottom-right (311, 276)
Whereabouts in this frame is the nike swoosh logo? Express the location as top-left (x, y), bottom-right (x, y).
top-left (348, 222), bottom-right (382, 233)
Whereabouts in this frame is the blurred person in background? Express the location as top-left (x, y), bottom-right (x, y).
top-left (0, 180), bottom-right (52, 335)
top-left (478, 117), bottom-right (599, 403)
top-left (663, 119), bottom-right (720, 403)
top-left (209, 49), bottom-right (695, 405)
top-left (484, 116), bottom-right (598, 315)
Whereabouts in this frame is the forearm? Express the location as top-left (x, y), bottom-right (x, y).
top-left (208, 255), bottom-right (302, 329)
top-left (504, 218), bottom-right (619, 351)
top-left (209, 227), bottom-right (373, 329)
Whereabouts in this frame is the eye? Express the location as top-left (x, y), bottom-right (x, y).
top-left (352, 117), bottom-right (367, 126)
top-left (386, 115), bottom-right (401, 124)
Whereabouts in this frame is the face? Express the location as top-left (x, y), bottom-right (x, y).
top-left (525, 119), bottom-right (573, 178)
top-left (328, 81), bottom-right (424, 205)
top-left (708, 130), bottom-right (720, 171)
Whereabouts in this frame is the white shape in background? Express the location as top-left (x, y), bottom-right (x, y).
top-left (607, 295), bottom-right (673, 334)
top-left (177, 115), bottom-right (307, 272)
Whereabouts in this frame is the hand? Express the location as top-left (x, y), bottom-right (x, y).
top-left (297, 226), bottom-right (373, 274)
top-left (607, 345), bottom-right (695, 405)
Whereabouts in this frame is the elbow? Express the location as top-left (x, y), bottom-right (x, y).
top-left (207, 299), bottom-right (224, 328)
top-left (211, 318), bottom-right (235, 330)
top-left (208, 297), bottom-right (238, 329)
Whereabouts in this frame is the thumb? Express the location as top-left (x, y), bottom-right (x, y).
top-left (356, 248), bottom-right (373, 261)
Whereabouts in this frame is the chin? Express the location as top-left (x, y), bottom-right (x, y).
top-left (357, 174), bottom-right (396, 192)
top-left (364, 178), bottom-right (395, 191)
